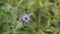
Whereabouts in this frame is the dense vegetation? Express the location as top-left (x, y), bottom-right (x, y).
top-left (0, 0), bottom-right (60, 34)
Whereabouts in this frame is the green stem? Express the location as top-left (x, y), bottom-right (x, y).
top-left (47, 18), bottom-right (51, 28)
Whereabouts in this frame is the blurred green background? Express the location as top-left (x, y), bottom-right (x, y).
top-left (0, 0), bottom-right (60, 34)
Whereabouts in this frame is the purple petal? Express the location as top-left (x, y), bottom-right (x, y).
top-left (22, 14), bottom-right (31, 23)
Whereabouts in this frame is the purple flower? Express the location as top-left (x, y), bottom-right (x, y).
top-left (22, 14), bottom-right (31, 23)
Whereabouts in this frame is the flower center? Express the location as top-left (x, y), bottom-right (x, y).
top-left (25, 17), bottom-right (27, 20)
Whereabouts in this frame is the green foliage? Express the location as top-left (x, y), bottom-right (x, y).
top-left (0, 0), bottom-right (60, 34)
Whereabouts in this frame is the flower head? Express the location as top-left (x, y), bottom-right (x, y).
top-left (22, 14), bottom-right (31, 23)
